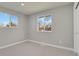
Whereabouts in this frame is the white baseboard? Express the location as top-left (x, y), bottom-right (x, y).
top-left (28, 39), bottom-right (74, 52)
top-left (0, 40), bottom-right (28, 49)
top-left (0, 39), bottom-right (75, 52)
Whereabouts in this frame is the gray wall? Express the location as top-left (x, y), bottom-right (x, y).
top-left (0, 7), bottom-right (28, 46)
top-left (28, 4), bottom-right (73, 48)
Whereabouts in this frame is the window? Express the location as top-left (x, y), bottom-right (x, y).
top-left (37, 15), bottom-right (52, 32)
top-left (0, 12), bottom-right (18, 28)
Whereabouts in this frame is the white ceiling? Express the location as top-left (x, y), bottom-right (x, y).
top-left (0, 2), bottom-right (72, 15)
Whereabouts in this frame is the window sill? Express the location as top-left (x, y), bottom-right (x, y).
top-left (0, 27), bottom-right (18, 30)
top-left (37, 30), bottom-right (52, 32)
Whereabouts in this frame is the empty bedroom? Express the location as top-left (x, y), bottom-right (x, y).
top-left (0, 2), bottom-right (78, 56)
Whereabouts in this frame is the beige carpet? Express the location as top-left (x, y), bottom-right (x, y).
top-left (0, 41), bottom-right (76, 56)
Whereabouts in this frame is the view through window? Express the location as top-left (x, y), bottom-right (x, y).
top-left (0, 12), bottom-right (18, 28)
top-left (37, 15), bottom-right (52, 32)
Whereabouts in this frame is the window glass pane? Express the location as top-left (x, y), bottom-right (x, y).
top-left (38, 17), bottom-right (45, 31)
top-left (0, 12), bottom-right (9, 27)
top-left (44, 16), bottom-right (52, 31)
top-left (11, 15), bottom-right (18, 25)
